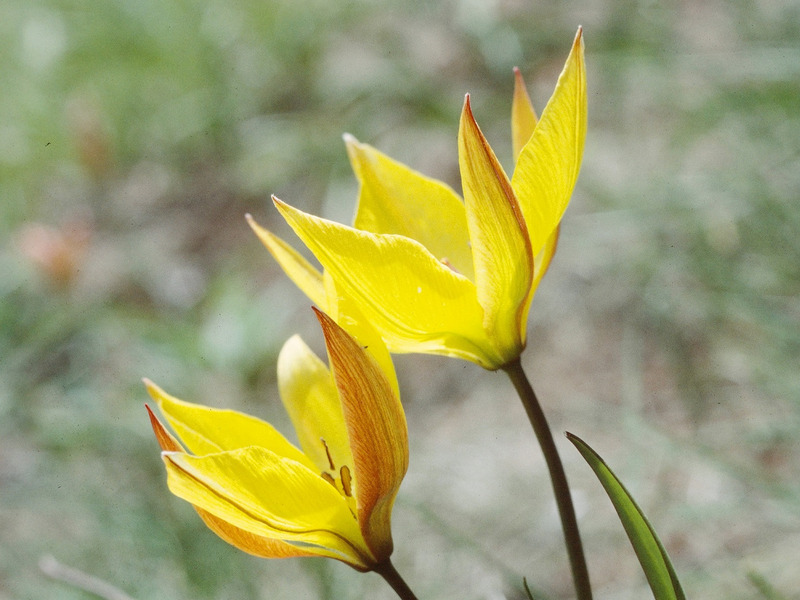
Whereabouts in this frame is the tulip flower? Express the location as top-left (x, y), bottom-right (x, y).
top-left (247, 27), bottom-right (586, 370)
top-left (144, 308), bottom-right (408, 573)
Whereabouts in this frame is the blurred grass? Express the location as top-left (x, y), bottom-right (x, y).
top-left (2, 0), bottom-right (799, 599)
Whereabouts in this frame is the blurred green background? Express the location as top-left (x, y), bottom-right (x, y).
top-left (2, 0), bottom-right (799, 598)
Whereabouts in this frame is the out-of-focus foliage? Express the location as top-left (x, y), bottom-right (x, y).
top-left (2, 1), bottom-right (799, 599)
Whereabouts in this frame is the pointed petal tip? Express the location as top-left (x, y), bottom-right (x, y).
top-left (247, 214), bottom-right (275, 243)
top-left (145, 402), bottom-right (160, 429)
top-left (462, 93), bottom-right (475, 118)
top-left (146, 401), bottom-right (183, 452)
top-left (512, 67), bottom-right (529, 98)
top-left (343, 133), bottom-right (364, 161)
top-left (142, 377), bottom-right (160, 398)
top-left (244, 215), bottom-right (258, 234)
top-left (143, 379), bottom-right (172, 410)
top-left (286, 332), bottom-right (304, 344)
top-left (145, 403), bottom-right (162, 434)
top-left (312, 309), bottom-right (354, 358)
top-left (311, 307), bottom-right (343, 345)
top-left (271, 196), bottom-right (291, 216)
top-left (246, 212), bottom-right (275, 244)
top-left (311, 305), bottom-right (332, 329)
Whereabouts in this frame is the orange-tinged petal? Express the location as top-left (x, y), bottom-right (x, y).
top-left (246, 214), bottom-right (327, 309)
top-left (512, 26), bottom-right (586, 257)
top-left (346, 135), bottom-right (474, 280)
top-left (147, 394), bottom-right (355, 564)
top-left (511, 67), bottom-right (538, 160)
top-left (194, 507), bottom-right (330, 562)
top-left (277, 335), bottom-right (355, 496)
top-left (274, 198), bottom-right (503, 367)
top-left (314, 309), bottom-right (407, 562)
top-left (163, 447), bottom-right (375, 569)
top-left (144, 379), bottom-right (315, 471)
top-left (146, 403), bottom-right (183, 452)
top-left (321, 277), bottom-right (401, 400)
top-left (459, 95), bottom-right (533, 361)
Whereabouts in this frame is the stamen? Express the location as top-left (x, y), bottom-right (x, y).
top-left (340, 465), bottom-right (352, 497)
top-left (321, 438), bottom-right (335, 470)
top-left (321, 472), bottom-right (336, 488)
top-left (440, 257), bottom-right (460, 274)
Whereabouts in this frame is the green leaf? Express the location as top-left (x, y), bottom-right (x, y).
top-left (566, 432), bottom-right (686, 600)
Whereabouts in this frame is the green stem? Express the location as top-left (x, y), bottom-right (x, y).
top-left (502, 357), bottom-right (593, 600)
top-left (373, 559), bottom-right (420, 600)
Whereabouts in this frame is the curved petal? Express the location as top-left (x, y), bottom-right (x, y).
top-left (246, 214), bottom-right (327, 309)
top-left (274, 198), bottom-right (502, 367)
top-left (517, 224), bottom-right (560, 337)
top-left (148, 407), bottom-right (319, 560)
top-left (315, 309), bottom-right (407, 563)
top-left (346, 135), bottom-right (474, 280)
top-left (511, 27), bottom-right (586, 256)
top-left (511, 67), bottom-right (538, 161)
top-left (321, 278), bottom-right (401, 400)
top-left (195, 507), bottom-right (340, 562)
top-left (144, 379), bottom-right (314, 471)
top-left (459, 96), bottom-right (533, 362)
top-left (146, 403), bottom-right (183, 452)
top-left (533, 225), bottom-right (560, 290)
top-left (163, 447), bottom-right (375, 569)
top-left (277, 335), bottom-right (354, 494)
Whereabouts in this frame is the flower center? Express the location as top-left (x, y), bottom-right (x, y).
top-left (319, 438), bottom-right (354, 499)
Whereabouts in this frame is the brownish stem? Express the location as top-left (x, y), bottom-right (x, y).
top-left (502, 357), bottom-right (593, 600)
top-left (373, 559), bottom-right (420, 600)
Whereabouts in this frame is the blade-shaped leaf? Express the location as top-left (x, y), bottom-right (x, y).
top-left (566, 432), bottom-right (686, 600)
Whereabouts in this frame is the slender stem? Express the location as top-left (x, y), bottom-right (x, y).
top-left (502, 356), bottom-right (593, 600)
top-left (373, 559), bottom-right (420, 600)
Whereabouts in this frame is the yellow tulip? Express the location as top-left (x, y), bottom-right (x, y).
top-left (144, 308), bottom-right (408, 571)
top-left (249, 28), bottom-right (586, 369)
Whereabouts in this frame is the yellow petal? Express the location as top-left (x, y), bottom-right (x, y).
top-left (163, 447), bottom-right (375, 569)
top-left (246, 214), bottom-right (327, 309)
top-left (511, 27), bottom-right (586, 257)
top-left (533, 225), bottom-right (560, 290)
top-left (146, 403), bottom-right (183, 452)
top-left (147, 398), bottom-right (332, 563)
top-left (277, 335), bottom-right (354, 487)
top-left (511, 67), bottom-right (538, 160)
top-left (274, 198), bottom-right (502, 367)
top-left (458, 95), bottom-right (533, 361)
top-left (516, 224), bottom-right (561, 334)
top-left (195, 506), bottom-right (328, 561)
top-left (315, 309), bottom-right (407, 563)
top-left (346, 135), bottom-right (474, 280)
top-left (144, 379), bottom-right (315, 471)
top-left (319, 280), bottom-right (401, 400)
